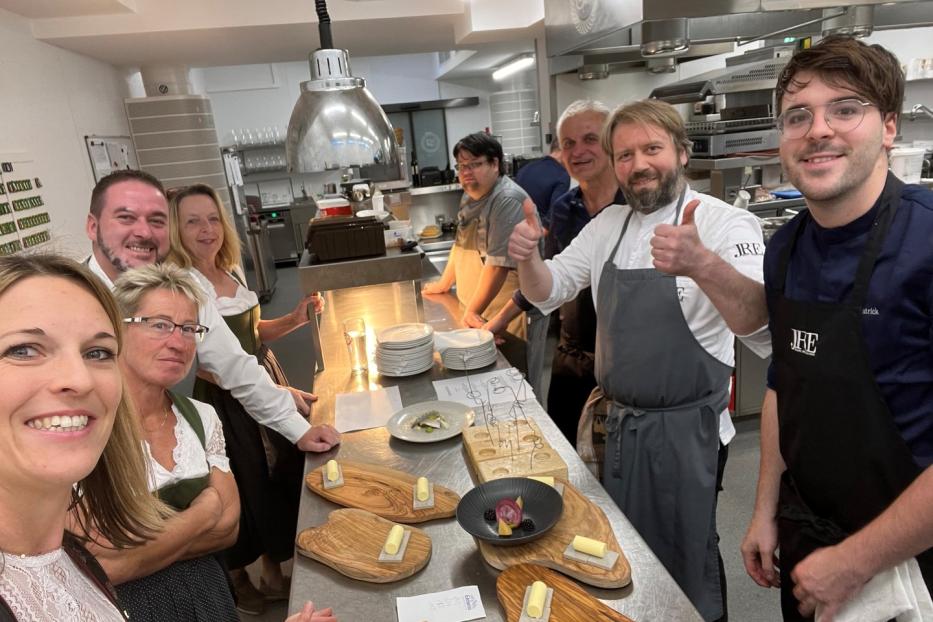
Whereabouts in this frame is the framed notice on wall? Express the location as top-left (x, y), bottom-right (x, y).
top-left (85, 135), bottom-right (138, 182)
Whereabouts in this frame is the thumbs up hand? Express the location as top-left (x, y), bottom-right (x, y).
top-left (509, 198), bottom-right (544, 263)
top-left (650, 199), bottom-right (713, 277)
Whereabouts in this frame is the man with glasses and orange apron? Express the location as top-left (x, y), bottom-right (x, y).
top-left (510, 99), bottom-right (770, 622)
top-left (423, 132), bottom-right (543, 375)
top-left (741, 37), bottom-right (933, 621)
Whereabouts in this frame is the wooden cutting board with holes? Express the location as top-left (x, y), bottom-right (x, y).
top-left (477, 479), bottom-right (631, 588)
top-left (295, 508), bottom-right (431, 583)
top-left (463, 420), bottom-right (568, 482)
top-left (497, 564), bottom-right (636, 622)
top-left (304, 460), bottom-right (459, 523)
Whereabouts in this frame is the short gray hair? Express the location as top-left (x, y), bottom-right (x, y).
top-left (556, 100), bottom-right (611, 139)
top-left (113, 263), bottom-right (205, 317)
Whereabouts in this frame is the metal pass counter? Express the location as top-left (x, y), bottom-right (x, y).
top-left (288, 278), bottom-right (703, 621)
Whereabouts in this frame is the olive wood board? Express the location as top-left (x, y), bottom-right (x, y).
top-left (477, 479), bottom-right (631, 588)
top-left (295, 508), bottom-right (431, 583)
top-left (305, 460), bottom-right (459, 523)
top-left (497, 564), bottom-right (635, 622)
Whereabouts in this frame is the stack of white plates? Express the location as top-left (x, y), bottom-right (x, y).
top-left (375, 323), bottom-right (435, 377)
top-left (438, 328), bottom-right (497, 371)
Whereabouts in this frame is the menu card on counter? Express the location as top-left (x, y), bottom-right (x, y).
top-left (334, 387), bottom-right (403, 433)
top-left (396, 586), bottom-right (486, 622)
top-left (432, 367), bottom-right (536, 409)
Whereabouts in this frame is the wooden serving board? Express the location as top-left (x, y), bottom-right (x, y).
top-left (305, 460), bottom-right (459, 523)
top-left (497, 564), bottom-right (635, 622)
top-left (478, 479), bottom-right (631, 588)
top-left (296, 508), bottom-right (431, 583)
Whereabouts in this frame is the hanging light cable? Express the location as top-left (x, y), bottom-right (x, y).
top-left (286, 0), bottom-right (401, 176)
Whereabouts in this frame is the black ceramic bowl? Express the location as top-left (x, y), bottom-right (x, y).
top-left (456, 477), bottom-right (563, 546)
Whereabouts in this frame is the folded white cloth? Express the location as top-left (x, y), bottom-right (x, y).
top-left (817, 558), bottom-right (933, 622)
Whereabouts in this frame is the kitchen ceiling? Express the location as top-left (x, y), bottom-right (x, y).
top-left (0, 0), bottom-right (541, 70)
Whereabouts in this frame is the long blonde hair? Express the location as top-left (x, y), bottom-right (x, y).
top-left (167, 184), bottom-right (242, 272)
top-left (0, 253), bottom-right (166, 548)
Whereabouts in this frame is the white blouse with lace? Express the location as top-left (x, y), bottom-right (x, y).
top-left (190, 267), bottom-right (259, 316)
top-left (145, 398), bottom-right (231, 492)
top-left (0, 548), bottom-right (125, 621)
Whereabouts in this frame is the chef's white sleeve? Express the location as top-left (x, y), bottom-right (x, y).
top-left (712, 208), bottom-right (772, 358)
top-left (532, 216), bottom-right (599, 315)
top-left (195, 297), bottom-right (311, 444)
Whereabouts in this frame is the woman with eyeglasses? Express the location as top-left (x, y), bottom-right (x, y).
top-left (0, 253), bottom-right (164, 621)
top-left (166, 184), bottom-right (329, 613)
top-left (66, 262), bottom-right (239, 621)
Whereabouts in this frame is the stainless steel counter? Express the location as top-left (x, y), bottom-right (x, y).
top-left (289, 284), bottom-right (702, 622)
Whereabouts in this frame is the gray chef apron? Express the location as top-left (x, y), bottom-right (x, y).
top-left (596, 190), bottom-right (731, 622)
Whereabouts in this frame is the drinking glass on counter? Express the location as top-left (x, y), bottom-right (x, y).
top-left (343, 317), bottom-right (368, 374)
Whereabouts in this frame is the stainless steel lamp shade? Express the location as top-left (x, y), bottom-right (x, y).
top-left (286, 48), bottom-right (400, 174)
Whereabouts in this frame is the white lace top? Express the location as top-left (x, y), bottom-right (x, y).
top-left (190, 267), bottom-right (259, 316)
top-left (144, 398), bottom-right (231, 493)
top-left (0, 548), bottom-right (125, 621)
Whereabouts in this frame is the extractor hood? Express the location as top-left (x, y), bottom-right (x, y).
top-left (545, 0), bottom-right (933, 75)
top-left (286, 0), bottom-right (401, 176)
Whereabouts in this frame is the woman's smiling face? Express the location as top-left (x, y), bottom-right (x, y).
top-left (0, 276), bottom-right (121, 492)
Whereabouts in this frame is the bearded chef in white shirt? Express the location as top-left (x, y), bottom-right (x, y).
top-left (510, 99), bottom-right (770, 622)
top-left (84, 169), bottom-right (339, 453)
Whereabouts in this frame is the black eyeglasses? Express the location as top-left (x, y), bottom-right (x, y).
top-left (776, 99), bottom-right (876, 140)
top-left (124, 317), bottom-right (209, 341)
top-left (454, 160), bottom-right (490, 173)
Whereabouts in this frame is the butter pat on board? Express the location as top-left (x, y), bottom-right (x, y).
top-left (326, 460), bottom-right (339, 482)
top-left (416, 477), bottom-right (430, 502)
top-left (572, 535), bottom-right (607, 558)
top-left (384, 525), bottom-right (405, 555)
top-left (526, 581), bottom-right (547, 618)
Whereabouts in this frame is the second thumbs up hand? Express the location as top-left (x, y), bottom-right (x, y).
top-left (650, 198), bottom-right (714, 277)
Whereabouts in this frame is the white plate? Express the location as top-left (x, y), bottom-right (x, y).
top-left (377, 323), bottom-right (434, 346)
top-left (386, 401), bottom-right (476, 442)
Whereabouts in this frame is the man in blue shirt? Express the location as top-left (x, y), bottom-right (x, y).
top-left (741, 37), bottom-right (933, 621)
top-left (514, 136), bottom-right (570, 235)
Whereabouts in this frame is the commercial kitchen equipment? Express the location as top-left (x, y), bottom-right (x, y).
top-left (234, 205), bottom-right (277, 302)
top-left (651, 45), bottom-right (795, 157)
top-left (222, 150), bottom-right (277, 299)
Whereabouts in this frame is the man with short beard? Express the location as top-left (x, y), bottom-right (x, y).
top-left (742, 37), bottom-right (933, 622)
top-left (509, 99), bottom-right (770, 622)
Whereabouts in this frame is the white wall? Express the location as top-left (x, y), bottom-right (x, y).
top-left (0, 7), bottom-right (131, 256)
top-left (199, 53), bottom-right (498, 170)
top-left (864, 26), bottom-right (933, 145)
top-left (201, 54), bottom-right (452, 144)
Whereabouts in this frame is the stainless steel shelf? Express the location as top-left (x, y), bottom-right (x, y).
top-left (688, 155), bottom-right (782, 170)
top-left (409, 183), bottom-right (461, 196)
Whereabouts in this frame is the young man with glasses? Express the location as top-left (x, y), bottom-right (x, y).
top-left (741, 36), bottom-right (933, 621)
top-left (423, 132), bottom-right (539, 361)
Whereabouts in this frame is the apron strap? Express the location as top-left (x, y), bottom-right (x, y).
top-left (847, 172), bottom-right (903, 307)
top-left (167, 390), bottom-right (206, 448)
top-left (775, 172), bottom-right (903, 301)
top-left (608, 186), bottom-right (688, 266)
